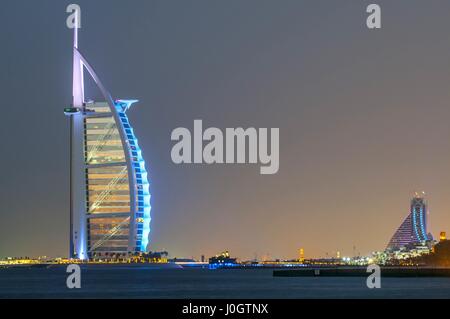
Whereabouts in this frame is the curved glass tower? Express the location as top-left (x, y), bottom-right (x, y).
top-left (65, 24), bottom-right (151, 260)
top-left (386, 193), bottom-right (432, 251)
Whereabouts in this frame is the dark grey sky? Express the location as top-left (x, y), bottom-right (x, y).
top-left (2, 0), bottom-right (450, 260)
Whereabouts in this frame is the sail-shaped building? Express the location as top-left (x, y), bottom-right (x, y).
top-left (386, 193), bottom-right (433, 251)
top-left (65, 23), bottom-right (151, 260)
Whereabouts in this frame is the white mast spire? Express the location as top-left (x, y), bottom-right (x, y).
top-left (72, 12), bottom-right (84, 107)
top-left (74, 14), bottom-right (78, 49)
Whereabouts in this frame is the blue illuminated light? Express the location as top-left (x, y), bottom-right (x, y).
top-left (412, 206), bottom-right (420, 241)
top-left (209, 263), bottom-right (239, 270)
top-left (115, 100), bottom-right (152, 252)
top-left (419, 207), bottom-right (428, 241)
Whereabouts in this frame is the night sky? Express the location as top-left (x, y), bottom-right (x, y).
top-left (2, 0), bottom-right (450, 260)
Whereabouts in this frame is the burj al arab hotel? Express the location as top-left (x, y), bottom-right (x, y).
top-left (64, 20), bottom-right (151, 260)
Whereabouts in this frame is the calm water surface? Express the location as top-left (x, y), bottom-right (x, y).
top-left (1, 267), bottom-right (450, 298)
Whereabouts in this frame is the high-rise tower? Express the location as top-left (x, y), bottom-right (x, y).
top-left (386, 192), bottom-right (432, 251)
top-left (65, 20), bottom-right (151, 260)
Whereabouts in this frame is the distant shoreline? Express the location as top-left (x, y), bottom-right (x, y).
top-left (0, 262), bottom-right (183, 270)
top-left (274, 267), bottom-right (450, 277)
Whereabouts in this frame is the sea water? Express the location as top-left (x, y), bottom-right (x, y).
top-left (0, 267), bottom-right (450, 299)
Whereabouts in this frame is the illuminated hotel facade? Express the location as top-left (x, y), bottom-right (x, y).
top-left (65, 24), bottom-right (151, 260)
top-left (386, 193), bottom-right (433, 251)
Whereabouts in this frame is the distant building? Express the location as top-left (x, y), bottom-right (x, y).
top-left (298, 248), bottom-right (304, 263)
top-left (440, 232), bottom-right (447, 242)
top-left (386, 193), bottom-right (433, 251)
